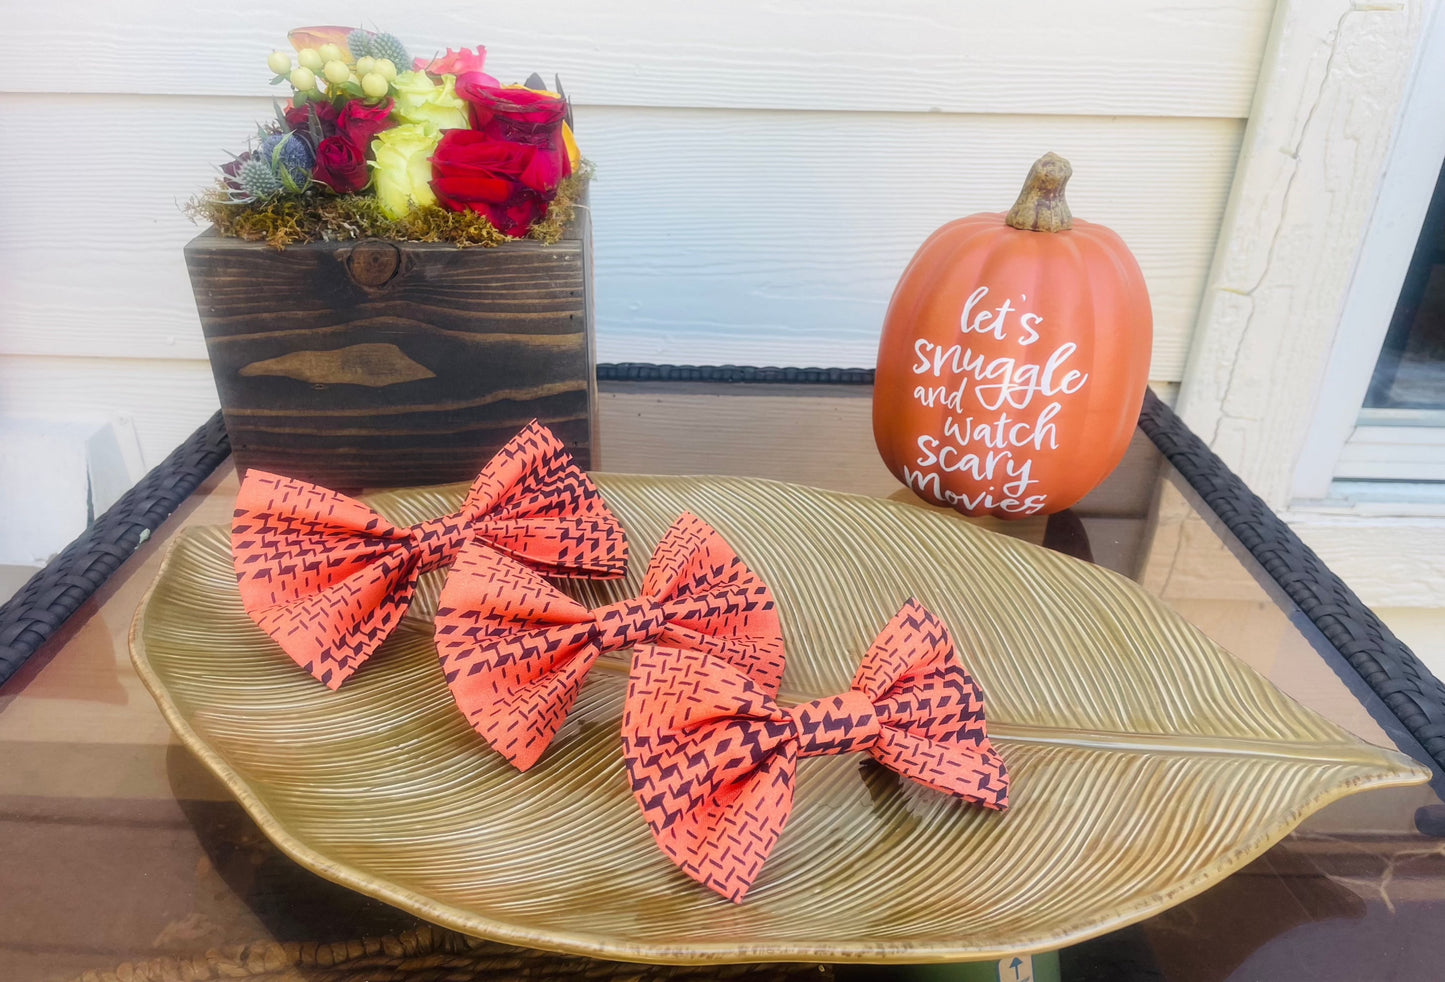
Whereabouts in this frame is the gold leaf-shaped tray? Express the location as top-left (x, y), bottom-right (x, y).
top-left (131, 474), bottom-right (1428, 964)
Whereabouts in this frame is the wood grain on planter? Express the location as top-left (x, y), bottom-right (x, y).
top-left (185, 224), bottom-right (596, 488)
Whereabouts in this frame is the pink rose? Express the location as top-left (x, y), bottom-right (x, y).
top-left (414, 46), bottom-right (493, 80)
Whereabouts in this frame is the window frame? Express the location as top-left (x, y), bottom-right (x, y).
top-left (1171, 0), bottom-right (1437, 512)
top-left (1169, 0), bottom-right (1445, 608)
top-left (1292, 0), bottom-right (1445, 500)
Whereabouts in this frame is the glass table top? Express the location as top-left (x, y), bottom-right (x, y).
top-left (0, 382), bottom-right (1439, 982)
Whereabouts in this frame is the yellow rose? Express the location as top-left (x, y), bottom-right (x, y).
top-left (370, 124), bottom-right (439, 219)
top-left (391, 70), bottom-right (469, 135)
top-left (562, 122), bottom-right (580, 171)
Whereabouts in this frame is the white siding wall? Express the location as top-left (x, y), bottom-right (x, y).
top-left (0, 0), bottom-right (1275, 469)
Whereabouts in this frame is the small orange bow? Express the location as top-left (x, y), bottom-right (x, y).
top-left (232, 421), bottom-right (627, 689)
top-left (623, 601), bottom-right (1008, 902)
top-left (434, 512), bottom-right (785, 771)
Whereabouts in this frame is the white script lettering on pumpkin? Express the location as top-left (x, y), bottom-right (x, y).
top-left (903, 286), bottom-right (1088, 514)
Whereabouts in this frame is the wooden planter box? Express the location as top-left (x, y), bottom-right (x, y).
top-left (185, 213), bottom-right (595, 488)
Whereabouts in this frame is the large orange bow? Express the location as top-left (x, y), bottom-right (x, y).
top-left (434, 512), bottom-right (784, 771)
top-left (232, 421), bottom-right (627, 689)
top-left (623, 601), bottom-right (1008, 902)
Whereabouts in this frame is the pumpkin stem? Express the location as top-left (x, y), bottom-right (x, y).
top-left (1006, 153), bottom-right (1074, 232)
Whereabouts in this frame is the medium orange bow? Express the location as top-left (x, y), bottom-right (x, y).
top-left (623, 600), bottom-right (1008, 902)
top-left (434, 512), bottom-right (784, 771)
top-left (232, 421), bottom-right (627, 689)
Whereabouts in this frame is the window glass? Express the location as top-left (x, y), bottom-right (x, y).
top-left (1365, 158), bottom-right (1445, 411)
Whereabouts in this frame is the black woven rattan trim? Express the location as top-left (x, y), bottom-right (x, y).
top-left (1138, 389), bottom-right (1445, 771)
top-left (0, 411), bottom-right (231, 687)
top-left (597, 363), bottom-right (875, 384)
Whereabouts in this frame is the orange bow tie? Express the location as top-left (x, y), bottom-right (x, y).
top-left (623, 600), bottom-right (1008, 902)
top-left (434, 512), bottom-right (785, 771)
top-left (232, 421), bottom-right (627, 690)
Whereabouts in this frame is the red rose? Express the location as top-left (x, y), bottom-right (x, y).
top-left (313, 137), bottom-right (370, 193)
top-left (455, 77), bottom-right (567, 138)
top-left (430, 129), bottom-right (552, 237)
top-left (336, 98), bottom-right (396, 153)
top-left (284, 99), bottom-right (340, 138)
top-left (453, 77), bottom-right (571, 191)
top-left (518, 137), bottom-right (569, 194)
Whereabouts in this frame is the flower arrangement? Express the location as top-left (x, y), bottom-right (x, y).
top-left (190, 27), bottom-right (586, 249)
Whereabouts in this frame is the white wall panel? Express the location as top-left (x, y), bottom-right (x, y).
top-left (0, 95), bottom-right (1242, 375)
top-left (6, 1), bottom-right (1272, 117)
top-left (586, 109), bottom-right (1241, 372)
top-left (0, 0), bottom-right (1276, 477)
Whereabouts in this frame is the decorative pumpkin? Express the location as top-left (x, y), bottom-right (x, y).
top-left (872, 152), bottom-right (1152, 518)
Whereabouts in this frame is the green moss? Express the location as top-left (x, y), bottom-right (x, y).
top-left (187, 166), bottom-right (591, 250)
